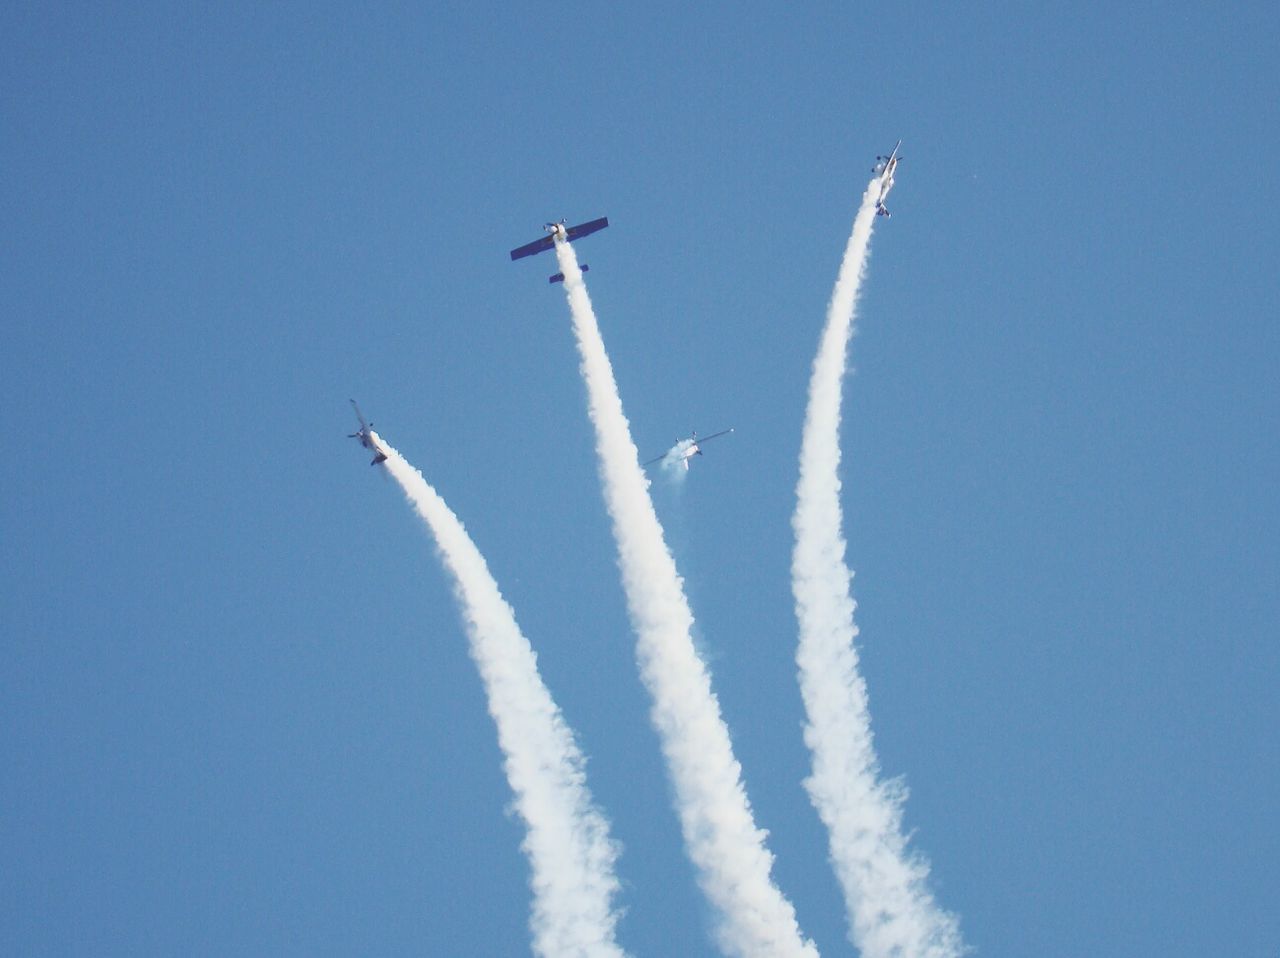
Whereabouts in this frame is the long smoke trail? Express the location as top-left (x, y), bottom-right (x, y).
top-left (552, 241), bottom-right (818, 958)
top-left (376, 434), bottom-right (628, 958)
top-left (791, 182), bottom-right (964, 958)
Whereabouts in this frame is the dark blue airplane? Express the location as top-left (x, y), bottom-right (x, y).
top-left (510, 217), bottom-right (609, 283)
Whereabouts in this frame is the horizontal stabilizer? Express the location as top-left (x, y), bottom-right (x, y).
top-left (371, 453), bottom-right (388, 465)
top-left (549, 264), bottom-right (589, 284)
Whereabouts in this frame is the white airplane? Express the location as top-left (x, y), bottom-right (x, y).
top-left (348, 399), bottom-right (387, 466)
top-left (643, 429), bottom-right (734, 471)
top-left (872, 139), bottom-right (902, 218)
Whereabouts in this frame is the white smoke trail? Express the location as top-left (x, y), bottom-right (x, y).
top-left (791, 182), bottom-right (964, 958)
top-left (552, 242), bottom-right (818, 958)
top-left (375, 434), bottom-right (628, 958)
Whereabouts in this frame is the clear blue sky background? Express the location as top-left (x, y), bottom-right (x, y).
top-left (3, 3), bottom-right (1277, 956)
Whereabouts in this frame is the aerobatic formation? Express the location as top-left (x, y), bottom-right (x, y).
top-left (349, 141), bottom-right (965, 958)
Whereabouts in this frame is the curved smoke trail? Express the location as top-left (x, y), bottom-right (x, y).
top-left (377, 435), bottom-right (628, 958)
top-left (551, 241), bottom-right (819, 958)
top-left (791, 182), bottom-right (965, 958)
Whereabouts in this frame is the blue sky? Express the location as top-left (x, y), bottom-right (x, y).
top-left (3, 2), bottom-right (1277, 955)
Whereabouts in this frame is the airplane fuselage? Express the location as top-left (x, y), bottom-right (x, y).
top-left (877, 163), bottom-right (896, 212)
top-left (675, 439), bottom-right (702, 469)
top-left (874, 141), bottom-right (901, 217)
top-left (354, 429), bottom-right (387, 464)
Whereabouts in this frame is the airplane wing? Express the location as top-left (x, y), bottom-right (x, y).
top-left (350, 399), bottom-right (369, 429)
top-left (696, 428), bottom-right (734, 444)
top-left (509, 235), bottom-right (556, 261)
top-left (565, 217), bottom-right (609, 242)
top-left (510, 217), bottom-right (608, 261)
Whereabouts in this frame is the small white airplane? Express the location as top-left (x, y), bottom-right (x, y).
top-left (872, 139), bottom-right (902, 218)
top-left (348, 399), bottom-right (387, 466)
top-left (643, 428), bottom-right (734, 471)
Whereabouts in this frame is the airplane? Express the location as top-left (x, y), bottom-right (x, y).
top-left (348, 399), bottom-right (387, 466)
top-left (643, 428), bottom-right (734, 471)
top-left (510, 217), bottom-right (609, 283)
top-left (872, 139), bottom-right (902, 218)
